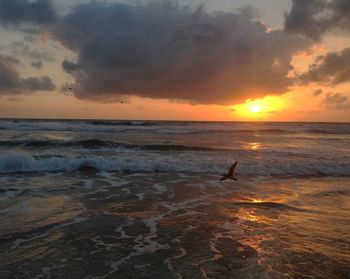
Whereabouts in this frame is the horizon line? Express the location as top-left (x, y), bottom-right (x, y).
top-left (0, 117), bottom-right (349, 124)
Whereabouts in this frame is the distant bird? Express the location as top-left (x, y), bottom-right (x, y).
top-left (220, 161), bottom-right (238, 181)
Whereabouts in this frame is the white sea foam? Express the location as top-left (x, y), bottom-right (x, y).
top-left (1, 152), bottom-right (349, 177)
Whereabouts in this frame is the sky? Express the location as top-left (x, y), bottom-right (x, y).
top-left (0, 0), bottom-right (349, 122)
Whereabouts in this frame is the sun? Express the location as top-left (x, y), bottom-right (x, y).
top-left (249, 103), bottom-right (261, 113)
top-left (231, 96), bottom-right (284, 119)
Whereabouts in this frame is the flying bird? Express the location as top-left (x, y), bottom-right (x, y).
top-left (220, 161), bottom-right (238, 181)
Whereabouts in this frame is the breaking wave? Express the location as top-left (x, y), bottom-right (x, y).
top-left (1, 152), bottom-right (350, 177)
top-left (0, 139), bottom-right (229, 152)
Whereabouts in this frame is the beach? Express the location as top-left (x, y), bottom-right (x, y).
top-left (0, 119), bottom-right (349, 278)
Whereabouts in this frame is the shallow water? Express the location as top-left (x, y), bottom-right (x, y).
top-left (1, 172), bottom-right (349, 278)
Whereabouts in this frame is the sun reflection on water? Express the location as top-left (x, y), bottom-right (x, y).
top-left (238, 207), bottom-right (260, 222)
top-left (249, 142), bottom-right (262, 150)
top-left (235, 207), bottom-right (276, 267)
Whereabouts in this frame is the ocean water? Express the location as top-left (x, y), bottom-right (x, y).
top-left (0, 119), bottom-right (349, 278)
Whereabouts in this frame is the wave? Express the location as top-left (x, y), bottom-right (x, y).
top-left (0, 120), bottom-right (298, 134)
top-left (232, 201), bottom-right (306, 212)
top-left (1, 120), bottom-right (350, 136)
top-left (0, 125), bottom-right (292, 135)
top-left (1, 152), bottom-right (350, 177)
top-left (167, 128), bottom-right (295, 135)
top-left (0, 139), bottom-right (229, 152)
top-left (0, 120), bottom-right (156, 133)
top-left (305, 129), bottom-right (350, 135)
top-left (0, 188), bottom-right (24, 202)
top-left (2, 124), bottom-right (350, 136)
top-left (233, 128), bottom-right (293, 134)
top-left (0, 139), bottom-right (119, 148)
top-left (312, 189), bottom-right (350, 197)
top-left (88, 120), bottom-right (156, 126)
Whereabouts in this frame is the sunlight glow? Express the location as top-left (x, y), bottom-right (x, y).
top-left (249, 143), bottom-right (262, 150)
top-left (250, 103), bottom-right (262, 113)
top-left (231, 96), bottom-right (284, 119)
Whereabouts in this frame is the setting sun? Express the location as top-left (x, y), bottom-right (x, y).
top-left (250, 103), bottom-right (262, 113)
top-left (231, 96), bottom-right (285, 119)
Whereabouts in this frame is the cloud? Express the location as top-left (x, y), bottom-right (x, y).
top-left (11, 41), bottom-right (54, 62)
top-left (0, 0), bottom-right (55, 25)
top-left (297, 110), bottom-right (318, 114)
top-left (43, 1), bottom-right (310, 105)
top-left (0, 55), bottom-right (20, 93)
top-left (0, 55), bottom-right (55, 95)
top-left (285, 0), bottom-right (350, 41)
top-left (62, 60), bottom-right (78, 73)
top-left (313, 89), bottom-right (323, 97)
top-left (2, 54), bottom-right (19, 64)
top-left (299, 48), bottom-right (350, 85)
top-left (59, 82), bottom-right (74, 94)
top-left (322, 92), bottom-right (350, 110)
top-left (31, 61), bottom-right (43, 69)
top-left (21, 76), bottom-right (54, 91)
top-left (7, 96), bottom-right (21, 102)
top-left (0, 0), bottom-right (315, 105)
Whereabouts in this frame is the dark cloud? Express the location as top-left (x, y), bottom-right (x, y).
top-left (285, 0), bottom-right (350, 41)
top-left (297, 110), bottom-right (318, 114)
top-left (62, 60), bottom-right (78, 73)
top-left (0, 0), bottom-right (320, 104)
top-left (0, 0), bottom-right (55, 25)
top-left (20, 27), bottom-right (41, 34)
top-left (11, 41), bottom-right (55, 62)
top-left (21, 76), bottom-right (54, 91)
top-left (0, 55), bottom-right (55, 95)
top-left (313, 89), bottom-right (323, 97)
top-left (31, 61), bottom-right (43, 69)
top-left (7, 96), bottom-right (21, 102)
top-left (299, 48), bottom-right (350, 85)
top-left (2, 55), bottom-right (19, 64)
top-left (0, 55), bottom-right (20, 93)
top-left (59, 82), bottom-right (74, 94)
top-left (322, 92), bottom-right (350, 110)
top-left (45, 1), bottom-right (310, 104)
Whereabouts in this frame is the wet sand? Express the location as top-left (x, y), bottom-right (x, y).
top-left (0, 173), bottom-right (349, 278)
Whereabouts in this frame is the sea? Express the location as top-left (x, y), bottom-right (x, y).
top-left (0, 119), bottom-right (349, 278)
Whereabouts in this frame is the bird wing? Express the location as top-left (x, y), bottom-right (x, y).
top-left (228, 161), bottom-right (238, 176)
